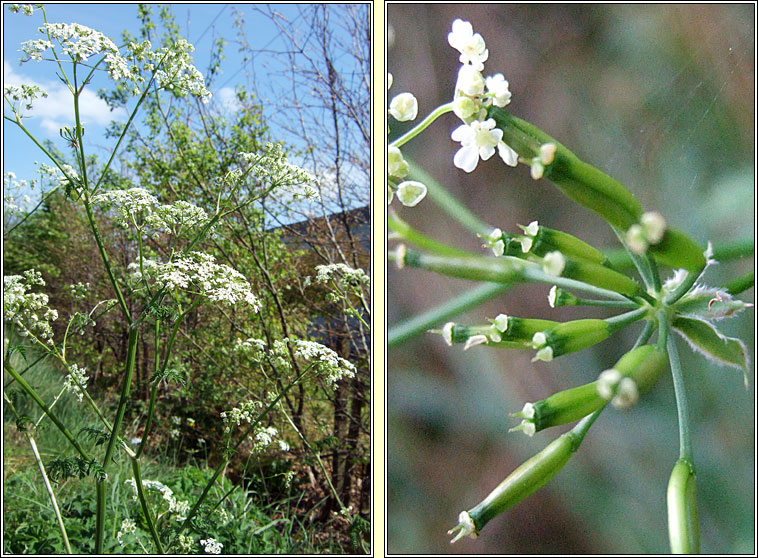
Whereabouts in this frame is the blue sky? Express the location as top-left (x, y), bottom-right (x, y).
top-left (3, 3), bottom-right (368, 215)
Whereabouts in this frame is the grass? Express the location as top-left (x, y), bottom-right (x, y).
top-left (3, 348), bottom-right (365, 554)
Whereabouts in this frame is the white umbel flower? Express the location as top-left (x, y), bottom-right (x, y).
top-left (448, 19), bottom-right (489, 70)
top-left (451, 119), bottom-right (503, 173)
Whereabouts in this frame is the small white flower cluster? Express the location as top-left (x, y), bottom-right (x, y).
top-left (116, 518), bottom-right (136, 546)
top-left (147, 252), bottom-right (261, 309)
top-left (124, 478), bottom-right (189, 521)
top-left (19, 21), bottom-right (210, 102)
top-left (220, 401), bottom-right (288, 452)
top-left (8, 4), bottom-right (37, 16)
top-left (233, 337), bottom-right (268, 361)
top-left (597, 368), bottom-right (639, 409)
top-left (220, 400), bottom-right (263, 432)
top-left (91, 187), bottom-right (158, 229)
top-left (241, 143), bottom-right (318, 196)
top-left (314, 263), bottom-right (370, 293)
top-left (67, 282), bottom-right (91, 300)
top-left (93, 187), bottom-right (211, 238)
top-left (200, 538), bottom-right (223, 554)
top-left (289, 338), bottom-right (357, 388)
top-left (4, 83), bottom-right (48, 113)
top-left (447, 19), bottom-right (519, 173)
top-left (3, 270), bottom-right (58, 343)
top-left (62, 363), bottom-right (89, 403)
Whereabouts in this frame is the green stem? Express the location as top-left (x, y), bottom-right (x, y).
top-left (633, 319), bottom-right (657, 349)
top-left (95, 482), bottom-right (106, 553)
top-left (406, 158), bottom-right (492, 236)
top-left (82, 192), bottom-right (131, 321)
top-left (388, 211), bottom-right (474, 258)
top-left (390, 102), bottom-right (454, 148)
top-left (95, 326), bottom-right (138, 552)
top-left (605, 307), bottom-right (649, 332)
top-left (568, 406), bottom-right (604, 446)
top-left (665, 322), bottom-right (693, 461)
top-left (664, 271), bottom-right (701, 305)
top-left (131, 458), bottom-right (164, 553)
top-left (388, 282), bottom-right (509, 348)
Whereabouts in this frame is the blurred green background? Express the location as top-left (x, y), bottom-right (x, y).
top-left (387, 4), bottom-right (754, 554)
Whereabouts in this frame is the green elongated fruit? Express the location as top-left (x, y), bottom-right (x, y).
top-left (612, 344), bottom-right (668, 393)
top-left (667, 459), bottom-right (700, 554)
top-left (648, 228), bottom-right (706, 272)
top-left (488, 107), bottom-right (643, 229)
top-left (467, 432), bottom-right (576, 532)
top-left (561, 257), bottom-right (641, 297)
top-left (525, 382), bottom-right (605, 432)
top-left (401, 247), bottom-right (525, 284)
top-left (529, 226), bottom-right (610, 266)
top-left (446, 321), bottom-right (558, 349)
top-left (540, 319), bottom-right (612, 358)
top-left (514, 343), bottom-right (666, 435)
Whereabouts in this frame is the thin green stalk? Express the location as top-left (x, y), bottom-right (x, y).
top-left (664, 270), bottom-right (701, 305)
top-left (632, 319), bottom-right (657, 349)
top-left (136, 319), bottom-right (161, 460)
top-left (82, 193), bottom-right (131, 321)
top-left (390, 102), bottom-right (453, 148)
top-left (406, 158), bottom-right (493, 236)
top-left (605, 306), bottom-right (650, 331)
top-left (388, 282), bottom-right (510, 348)
top-left (568, 297), bottom-right (640, 309)
top-left (389, 211), bottom-right (474, 258)
top-left (131, 458), bottom-right (164, 553)
top-left (568, 406), bottom-right (604, 445)
top-left (3, 362), bottom-right (89, 459)
top-left (28, 433), bottom-right (73, 554)
top-left (658, 310), bottom-right (694, 461)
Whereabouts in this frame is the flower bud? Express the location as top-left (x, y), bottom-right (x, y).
top-left (450, 431), bottom-right (578, 541)
top-left (388, 146), bottom-right (409, 179)
top-left (396, 180), bottom-right (427, 207)
top-left (667, 459), bottom-right (700, 554)
top-left (389, 92), bottom-right (418, 122)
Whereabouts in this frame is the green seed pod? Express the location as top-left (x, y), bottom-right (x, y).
top-left (561, 257), bottom-right (641, 297)
top-left (440, 323), bottom-right (531, 350)
top-left (487, 107), bottom-right (644, 230)
top-left (533, 319), bottom-right (612, 361)
top-left (526, 223), bottom-right (610, 266)
top-left (667, 459), bottom-right (700, 554)
top-left (450, 432), bottom-right (577, 541)
top-left (648, 228), bottom-right (706, 272)
top-left (497, 315), bottom-right (559, 342)
top-left (511, 382), bottom-right (605, 435)
top-left (613, 344), bottom-right (668, 394)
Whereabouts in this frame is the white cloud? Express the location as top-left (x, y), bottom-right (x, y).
top-left (4, 59), bottom-right (127, 136)
top-left (215, 86), bottom-right (242, 114)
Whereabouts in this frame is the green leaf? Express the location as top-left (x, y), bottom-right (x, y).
top-left (673, 316), bottom-right (750, 383)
